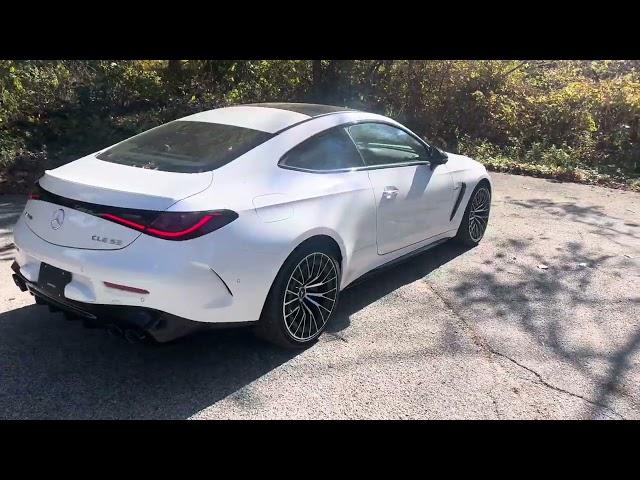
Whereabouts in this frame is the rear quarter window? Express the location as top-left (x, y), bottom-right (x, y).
top-left (279, 128), bottom-right (364, 172)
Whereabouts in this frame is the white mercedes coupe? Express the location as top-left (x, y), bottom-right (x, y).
top-left (11, 103), bottom-right (492, 347)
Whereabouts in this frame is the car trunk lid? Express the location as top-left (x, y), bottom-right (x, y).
top-left (25, 155), bottom-right (213, 250)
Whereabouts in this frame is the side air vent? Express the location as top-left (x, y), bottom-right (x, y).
top-left (450, 182), bottom-right (467, 221)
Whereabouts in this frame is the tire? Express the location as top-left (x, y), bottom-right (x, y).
top-left (454, 181), bottom-right (491, 247)
top-left (256, 239), bottom-right (341, 349)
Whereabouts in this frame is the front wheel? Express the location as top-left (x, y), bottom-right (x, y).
top-left (256, 241), bottom-right (341, 349)
top-left (454, 182), bottom-right (491, 247)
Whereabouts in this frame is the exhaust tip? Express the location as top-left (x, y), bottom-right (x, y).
top-left (124, 329), bottom-right (147, 344)
top-left (106, 324), bottom-right (124, 338)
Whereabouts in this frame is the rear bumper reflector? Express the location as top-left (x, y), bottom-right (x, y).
top-left (12, 268), bottom-right (208, 342)
top-left (103, 281), bottom-right (149, 294)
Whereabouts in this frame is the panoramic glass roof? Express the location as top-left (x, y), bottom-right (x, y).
top-left (247, 102), bottom-right (356, 117)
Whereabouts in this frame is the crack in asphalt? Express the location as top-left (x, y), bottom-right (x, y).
top-left (488, 349), bottom-right (625, 420)
top-left (324, 332), bottom-right (349, 343)
top-left (424, 281), bottom-right (626, 420)
top-left (489, 389), bottom-right (502, 419)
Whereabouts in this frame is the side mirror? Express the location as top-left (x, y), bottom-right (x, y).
top-left (428, 146), bottom-right (448, 167)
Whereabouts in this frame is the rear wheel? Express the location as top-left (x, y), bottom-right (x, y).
top-left (256, 241), bottom-right (341, 348)
top-left (454, 182), bottom-right (491, 247)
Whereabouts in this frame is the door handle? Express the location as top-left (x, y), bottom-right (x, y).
top-left (383, 186), bottom-right (399, 199)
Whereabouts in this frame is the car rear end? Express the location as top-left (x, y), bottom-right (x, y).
top-left (12, 169), bottom-right (242, 341)
top-left (10, 118), bottom-right (272, 342)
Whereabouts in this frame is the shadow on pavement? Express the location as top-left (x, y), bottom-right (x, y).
top-left (505, 197), bottom-right (640, 244)
top-left (0, 241), bottom-right (471, 419)
top-left (0, 304), bottom-right (298, 419)
top-left (329, 242), bottom-right (471, 334)
top-left (450, 199), bottom-right (640, 418)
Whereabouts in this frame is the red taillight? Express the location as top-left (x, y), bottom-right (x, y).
top-left (146, 213), bottom-right (215, 238)
top-left (28, 183), bottom-right (44, 200)
top-left (103, 281), bottom-right (149, 294)
top-left (24, 183), bottom-right (237, 240)
top-left (100, 213), bottom-right (146, 231)
top-left (99, 210), bottom-right (238, 241)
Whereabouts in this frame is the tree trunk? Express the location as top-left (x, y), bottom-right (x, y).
top-left (168, 60), bottom-right (182, 77)
top-left (406, 60), bottom-right (420, 129)
top-left (312, 60), bottom-right (323, 101)
top-left (631, 115), bottom-right (639, 142)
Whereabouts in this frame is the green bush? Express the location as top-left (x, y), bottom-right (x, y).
top-left (1, 60), bottom-right (639, 193)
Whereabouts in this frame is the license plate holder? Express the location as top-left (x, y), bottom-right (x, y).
top-left (37, 263), bottom-right (72, 300)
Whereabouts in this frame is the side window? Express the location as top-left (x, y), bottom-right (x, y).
top-left (348, 123), bottom-right (429, 167)
top-left (280, 128), bottom-right (365, 171)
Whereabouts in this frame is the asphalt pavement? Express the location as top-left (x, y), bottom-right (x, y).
top-left (0, 172), bottom-right (638, 419)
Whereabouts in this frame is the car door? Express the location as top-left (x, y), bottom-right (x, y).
top-left (347, 122), bottom-right (454, 255)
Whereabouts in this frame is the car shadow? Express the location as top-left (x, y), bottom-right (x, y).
top-left (0, 304), bottom-right (299, 419)
top-left (0, 240), bottom-right (470, 419)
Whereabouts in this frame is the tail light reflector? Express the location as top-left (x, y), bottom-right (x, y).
top-left (103, 282), bottom-right (149, 294)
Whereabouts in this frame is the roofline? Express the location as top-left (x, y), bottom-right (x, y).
top-left (271, 110), bottom-right (361, 136)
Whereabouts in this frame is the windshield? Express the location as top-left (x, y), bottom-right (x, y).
top-left (96, 121), bottom-right (272, 173)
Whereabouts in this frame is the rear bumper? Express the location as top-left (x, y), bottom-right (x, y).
top-left (11, 262), bottom-right (212, 342)
top-left (12, 211), bottom-right (271, 324)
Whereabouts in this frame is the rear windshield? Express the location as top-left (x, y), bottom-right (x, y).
top-left (96, 121), bottom-right (272, 173)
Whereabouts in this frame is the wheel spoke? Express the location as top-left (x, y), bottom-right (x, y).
top-left (288, 305), bottom-right (302, 330)
top-left (285, 307), bottom-right (301, 330)
top-left (307, 272), bottom-right (336, 289)
top-left (294, 308), bottom-right (306, 337)
top-left (306, 255), bottom-right (329, 285)
top-left (315, 262), bottom-right (335, 286)
top-left (306, 287), bottom-right (337, 299)
top-left (304, 298), bottom-right (326, 329)
top-left (295, 264), bottom-right (305, 282)
top-left (289, 275), bottom-right (303, 286)
top-left (301, 300), bottom-right (319, 335)
top-left (309, 253), bottom-right (317, 280)
top-left (305, 296), bottom-right (332, 315)
top-left (470, 218), bottom-right (480, 240)
top-left (284, 296), bottom-right (299, 306)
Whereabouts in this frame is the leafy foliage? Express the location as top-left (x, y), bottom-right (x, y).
top-left (1, 60), bottom-right (639, 192)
